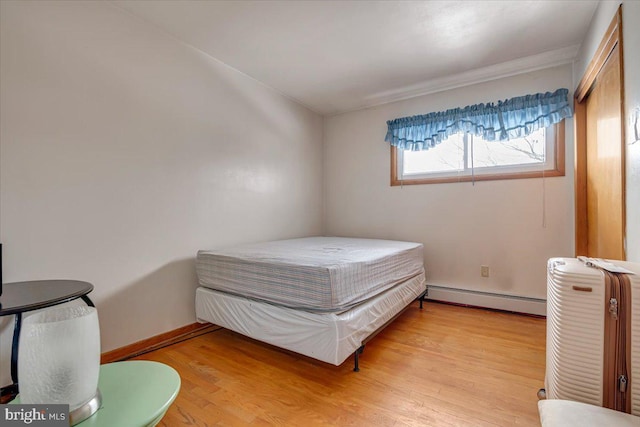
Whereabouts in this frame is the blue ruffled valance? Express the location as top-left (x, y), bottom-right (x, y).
top-left (385, 88), bottom-right (573, 151)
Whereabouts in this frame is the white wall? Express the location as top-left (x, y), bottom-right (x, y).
top-left (573, 0), bottom-right (640, 262)
top-left (324, 65), bottom-right (575, 305)
top-left (573, 1), bottom-right (621, 86)
top-left (0, 1), bottom-right (323, 387)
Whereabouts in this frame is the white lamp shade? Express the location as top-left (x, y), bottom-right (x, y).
top-left (18, 305), bottom-right (100, 411)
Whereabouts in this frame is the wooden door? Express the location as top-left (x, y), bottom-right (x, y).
top-left (575, 7), bottom-right (625, 260)
top-left (585, 46), bottom-right (624, 258)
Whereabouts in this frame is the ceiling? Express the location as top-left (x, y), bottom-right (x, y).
top-left (112, 0), bottom-right (599, 116)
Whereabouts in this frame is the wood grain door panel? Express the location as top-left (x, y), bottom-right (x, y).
top-left (585, 47), bottom-right (624, 259)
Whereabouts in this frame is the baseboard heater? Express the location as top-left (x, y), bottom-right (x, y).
top-left (426, 285), bottom-right (547, 316)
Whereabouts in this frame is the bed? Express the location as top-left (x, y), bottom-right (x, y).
top-left (195, 236), bottom-right (427, 370)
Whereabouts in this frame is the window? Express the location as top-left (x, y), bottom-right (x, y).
top-left (391, 122), bottom-right (565, 185)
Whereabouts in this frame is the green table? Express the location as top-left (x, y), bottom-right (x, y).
top-left (80, 361), bottom-right (180, 427)
top-left (14, 361), bottom-right (180, 427)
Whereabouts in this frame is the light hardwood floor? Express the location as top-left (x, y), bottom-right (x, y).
top-left (135, 301), bottom-right (546, 426)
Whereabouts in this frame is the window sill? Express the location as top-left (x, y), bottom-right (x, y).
top-left (390, 168), bottom-right (565, 186)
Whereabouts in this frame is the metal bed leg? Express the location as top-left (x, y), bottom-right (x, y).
top-left (353, 345), bottom-right (365, 372)
top-left (352, 288), bottom-right (427, 372)
top-left (419, 289), bottom-right (428, 309)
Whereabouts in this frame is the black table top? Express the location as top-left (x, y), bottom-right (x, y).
top-left (0, 280), bottom-right (93, 316)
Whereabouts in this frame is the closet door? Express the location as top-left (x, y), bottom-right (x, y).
top-left (575, 7), bottom-right (626, 260)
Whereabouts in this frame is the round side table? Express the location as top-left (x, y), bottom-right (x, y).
top-left (0, 280), bottom-right (95, 400)
top-left (78, 361), bottom-right (181, 427)
top-left (13, 361), bottom-right (181, 427)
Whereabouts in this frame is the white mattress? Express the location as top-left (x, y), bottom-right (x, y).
top-left (195, 271), bottom-right (426, 366)
top-left (196, 237), bottom-right (424, 312)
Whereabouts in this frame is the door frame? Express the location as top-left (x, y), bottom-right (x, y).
top-left (574, 6), bottom-right (626, 258)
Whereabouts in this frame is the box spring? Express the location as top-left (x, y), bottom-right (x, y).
top-left (195, 271), bottom-right (426, 366)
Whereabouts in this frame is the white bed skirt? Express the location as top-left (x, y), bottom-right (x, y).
top-left (195, 270), bottom-right (426, 366)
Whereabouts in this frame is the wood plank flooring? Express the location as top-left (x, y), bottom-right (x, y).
top-left (135, 301), bottom-right (546, 426)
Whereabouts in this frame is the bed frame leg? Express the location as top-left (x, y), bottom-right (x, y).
top-left (419, 289), bottom-right (428, 309)
top-left (353, 345), bottom-right (365, 372)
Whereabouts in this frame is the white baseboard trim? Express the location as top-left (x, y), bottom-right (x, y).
top-left (427, 285), bottom-right (547, 316)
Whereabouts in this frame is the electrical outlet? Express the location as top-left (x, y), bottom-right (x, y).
top-left (481, 265), bottom-right (490, 277)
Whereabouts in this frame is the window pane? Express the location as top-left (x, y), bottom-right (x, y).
top-left (402, 133), bottom-right (464, 175)
top-left (468, 128), bottom-right (546, 169)
top-left (393, 123), bottom-right (563, 185)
